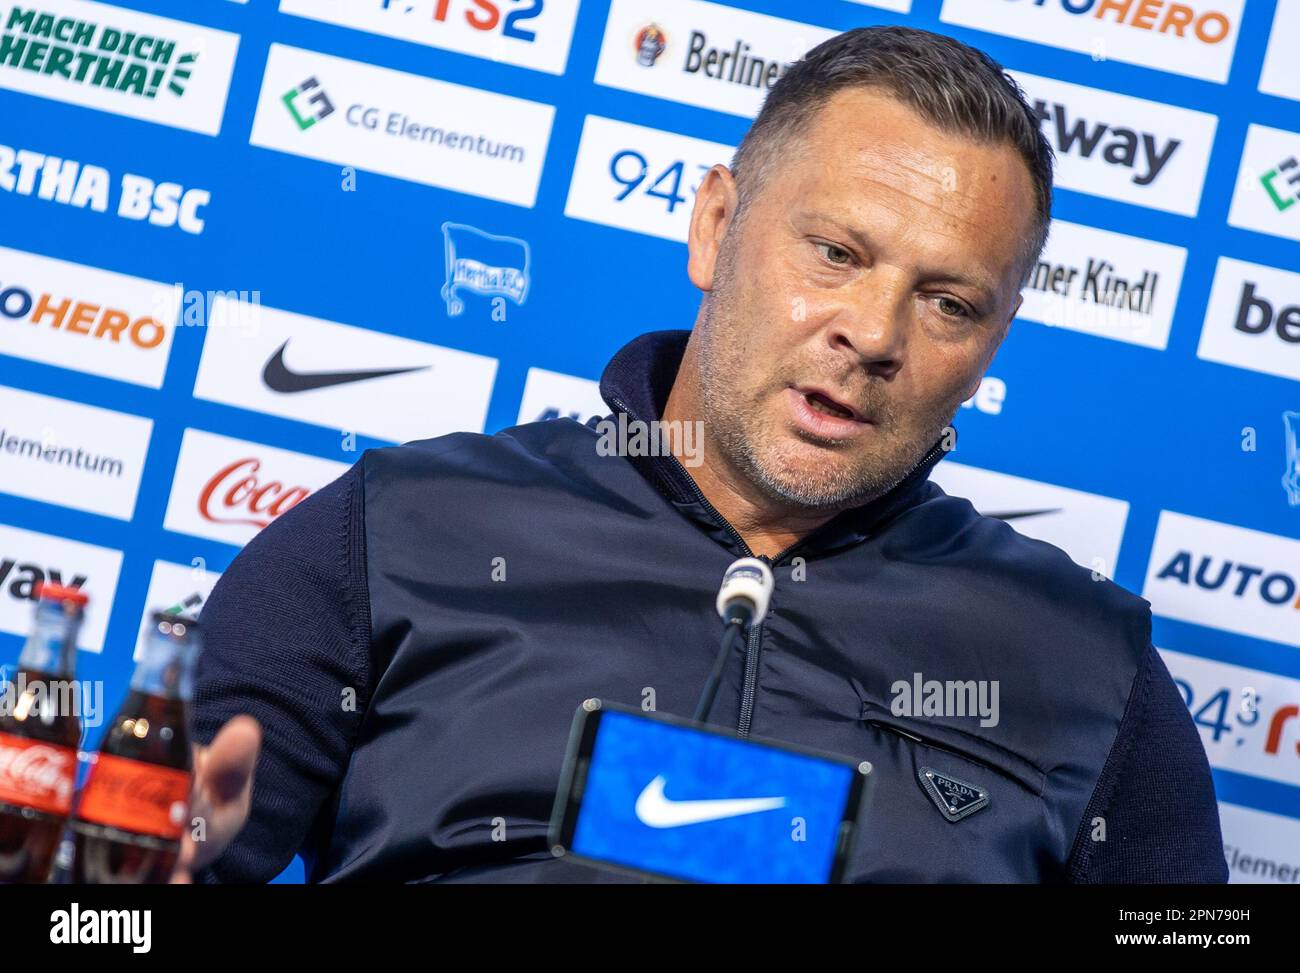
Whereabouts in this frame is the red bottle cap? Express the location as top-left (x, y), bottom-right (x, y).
top-left (34, 581), bottom-right (90, 606)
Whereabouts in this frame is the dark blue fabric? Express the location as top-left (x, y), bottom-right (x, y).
top-left (192, 330), bottom-right (1227, 884)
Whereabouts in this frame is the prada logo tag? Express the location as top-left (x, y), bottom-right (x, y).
top-left (919, 766), bottom-right (989, 822)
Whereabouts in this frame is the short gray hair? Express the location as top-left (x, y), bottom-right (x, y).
top-left (730, 26), bottom-right (1054, 290)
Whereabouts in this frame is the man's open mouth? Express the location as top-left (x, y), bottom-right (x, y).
top-left (798, 388), bottom-right (861, 421)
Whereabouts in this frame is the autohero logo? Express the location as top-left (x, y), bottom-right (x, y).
top-left (0, 269), bottom-right (166, 350)
top-left (1144, 511), bottom-right (1300, 648)
top-left (0, 0), bottom-right (239, 135)
top-left (0, 142), bottom-right (210, 233)
top-left (50, 903), bottom-right (150, 953)
top-left (940, 0), bottom-right (1242, 83)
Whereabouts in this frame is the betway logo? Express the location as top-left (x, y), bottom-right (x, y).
top-left (1011, 71), bottom-right (1215, 217)
top-left (1029, 99), bottom-right (1177, 187)
top-left (0, 524), bottom-right (121, 652)
top-left (941, 0), bottom-right (1242, 83)
top-left (0, 560), bottom-right (85, 602)
top-left (1198, 256), bottom-right (1300, 383)
top-left (1143, 512), bottom-right (1300, 648)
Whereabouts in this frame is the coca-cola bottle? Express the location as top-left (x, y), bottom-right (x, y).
top-left (0, 582), bottom-right (87, 884)
top-left (71, 612), bottom-right (200, 883)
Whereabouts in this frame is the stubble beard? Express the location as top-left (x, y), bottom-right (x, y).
top-left (695, 238), bottom-right (957, 512)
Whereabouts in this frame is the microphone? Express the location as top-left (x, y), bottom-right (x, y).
top-left (695, 558), bottom-right (775, 724)
top-left (715, 557), bottom-right (774, 628)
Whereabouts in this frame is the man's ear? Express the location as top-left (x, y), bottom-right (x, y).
top-left (687, 164), bottom-right (738, 293)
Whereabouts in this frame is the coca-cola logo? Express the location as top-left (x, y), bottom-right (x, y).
top-left (90, 766), bottom-right (186, 812)
top-left (0, 741), bottom-right (74, 803)
top-left (198, 457), bottom-right (311, 529)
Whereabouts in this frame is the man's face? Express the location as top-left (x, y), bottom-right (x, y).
top-left (687, 86), bottom-right (1033, 511)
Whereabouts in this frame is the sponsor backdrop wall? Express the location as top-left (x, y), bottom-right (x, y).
top-left (0, 0), bottom-right (1297, 883)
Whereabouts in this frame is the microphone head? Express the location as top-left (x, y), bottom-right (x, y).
top-left (716, 557), bottom-right (775, 627)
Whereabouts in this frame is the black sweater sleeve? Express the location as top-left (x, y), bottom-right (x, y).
top-left (190, 457), bottom-right (372, 884)
top-left (1066, 640), bottom-right (1229, 883)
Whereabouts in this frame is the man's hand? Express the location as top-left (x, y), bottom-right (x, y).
top-left (171, 715), bottom-right (262, 883)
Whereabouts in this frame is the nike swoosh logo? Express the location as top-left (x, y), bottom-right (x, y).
top-left (985, 508), bottom-right (1062, 522)
top-left (633, 775), bottom-right (786, 829)
top-left (262, 340), bottom-right (430, 393)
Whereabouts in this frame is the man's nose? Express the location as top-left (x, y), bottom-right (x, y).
top-left (824, 279), bottom-right (908, 379)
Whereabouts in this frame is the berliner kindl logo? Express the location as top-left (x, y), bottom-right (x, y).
top-left (634, 24), bottom-right (667, 67)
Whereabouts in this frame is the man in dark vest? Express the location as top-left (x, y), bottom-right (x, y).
top-left (177, 26), bottom-right (1227, 884)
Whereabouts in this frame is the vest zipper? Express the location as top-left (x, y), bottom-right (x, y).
top-left (602, 395), bottom-right (946, 738)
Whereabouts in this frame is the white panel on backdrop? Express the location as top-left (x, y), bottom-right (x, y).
top-left (1017, 219), bottom-right (1186, 349)
top-left (0, 245), bottom-right (178, 387)
top-left (940, 0), bottom-right (1243, 84)
top-left (595, 0), bottom-right (836, 118)
top-left (517, 367), bottom-right (607, 426)
top-left (1144, 513), bottom-right (1300, 649)
top-left (132, 558), bottom-right (221, 661)
top-left (1008, 70), bottom-right (1216, 218)
top-left (162, 428), bottom-right (349, 548)
top-left (1227, 124), bottom-right (1300, 245)
top-left (249, 44), bottom-right (554, 208)
top-left (192, 297), bottom-right (497, 443)
top-left (1198, 255), bottom-right (1300, 383)
top-left (278, 0), bottom-right (581, 77)
top-left (1259, 2), bottom-right (1300, 102)
top-left (844, 0), bottom-right (912, 11)
top-left (0, 0), bottom-right (240, 135)
top-left (0, 384), bottom-right (151, 520)
top-left (1158, 649), bottom-right (1300, 790)
top-left (928, 461), bottom-right (1128, 574)
top-left (1217, 804), bottom-right (1300, 884)
top-left (0, 522), bottom-right (120, 652)
top-left (565, 115), bottom-right (734, 243)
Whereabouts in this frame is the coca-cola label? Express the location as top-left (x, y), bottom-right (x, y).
top-left (76, 753), bottom-right (191, 841)
top-left (0, 730), bottom-right (76, 816)
top-left (198, 457), bottom-right (311, 529)
top-left (162, 429), bottom-right (348, 548)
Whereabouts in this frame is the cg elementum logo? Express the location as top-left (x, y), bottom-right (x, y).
top-left (282, 76), bottom-right (334, 131)
top-left (1260, 156), bottom-right (1300, 214)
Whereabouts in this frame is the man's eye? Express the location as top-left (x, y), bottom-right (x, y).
top-left (816, 242), bottom-right (852, 265)
top-left (935, 296), bottom-right (970, 318)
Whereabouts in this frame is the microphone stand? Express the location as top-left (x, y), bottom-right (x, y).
top-left (693, 614), bottom-right (749, 723)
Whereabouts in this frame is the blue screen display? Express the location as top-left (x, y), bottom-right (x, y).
top-left (571, 710), bottom-right (857, 883)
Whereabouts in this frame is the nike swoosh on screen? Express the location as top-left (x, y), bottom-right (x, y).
top-left (633, 775), bottom-right (786, 829)
top-left (261, 340), bottom-right (430, 393)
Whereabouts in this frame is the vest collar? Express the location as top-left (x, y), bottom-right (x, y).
top-left (598, 329), bottom-right (949, 559)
